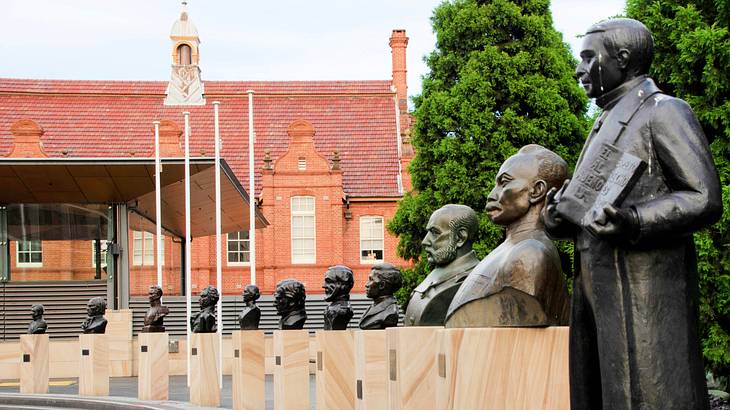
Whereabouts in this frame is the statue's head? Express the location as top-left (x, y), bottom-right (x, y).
top-left (487, 145), bottom-right (568, 226)
top-left (148, 285), bottom-right (163, 303)
top-left (87, 297), bottom-right (106, 317)
top-left (365, 262), bottom-right (402, 299)
top-left (31, 304), bottom-right (44, 320)
top-left (421, 204), bottom-right (478, 267)
top-left (323, 265), bottom-right (354, 302)
top-left (243, 284), bottom-right (260, 303)
top-left (274, 279), bottom-right (306, 316)
top-left (576, 18), bottom-right (654, 98)
top-left (199, 285), bottom-right (220, 309)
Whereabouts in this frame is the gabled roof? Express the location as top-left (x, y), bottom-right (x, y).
top-left (0, 78), bottom-right (403, 197)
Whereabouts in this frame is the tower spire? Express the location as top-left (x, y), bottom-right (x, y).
top-left (164, 1), bottom-right (205, 106)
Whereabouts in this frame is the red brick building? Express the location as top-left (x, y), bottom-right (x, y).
top-left (0, 8), bottom-right (413, 297)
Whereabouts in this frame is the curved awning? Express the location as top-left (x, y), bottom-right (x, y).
top-left (0, 157), bottom-right (268, 238)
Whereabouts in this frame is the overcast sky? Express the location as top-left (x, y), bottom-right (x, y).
top-left (1, 0), bottom-right (625, 102)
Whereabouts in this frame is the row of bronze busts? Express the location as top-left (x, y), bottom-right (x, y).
top-left (187, 262), bottom-right (403, 332)
top-left (26, 261), bottom-right (403, 336)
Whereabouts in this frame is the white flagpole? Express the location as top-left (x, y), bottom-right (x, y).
top-left (212, 101), bottom-right (223, 387)
top-left (246, 90), bottom-right (256, 285)
top-left (153, 121), bottom-right (163, 288)
top-left (183, 111), bottom-right (192, 387)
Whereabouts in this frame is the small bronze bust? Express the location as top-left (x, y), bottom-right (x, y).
top-left (238, 284), bottom-right (261, 330)
top-left (322, 265), bottom-right (354, 330)
top-left (191, 285), bottom-right (219, 333)
top-left (446, 145), bottom-right (570, 327)
top-left (81, 297), bottom-right (108, 334)
top-left (143, 285), bottom-right (170, 333)
top-left (274, 279), bottom-right (307, 330)
top-left (28, 304), bottom-right (48, 334)
top-left (404, 204), bottom-right (480, 326)
top-left (359, 263), bottom-right (402, 330)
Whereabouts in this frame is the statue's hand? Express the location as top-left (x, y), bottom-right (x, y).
top-left (543, 179), bottom-right (569, 230)
top-left (586, 204), bottom-right (638, 241)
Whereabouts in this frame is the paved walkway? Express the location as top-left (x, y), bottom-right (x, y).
top-left (0, 375), bottom-right (317, 409)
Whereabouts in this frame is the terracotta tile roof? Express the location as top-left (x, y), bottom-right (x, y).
top-left (0, 78), bottom-right (402, 197)
top-left (0, 78), bottom-right (394, 96)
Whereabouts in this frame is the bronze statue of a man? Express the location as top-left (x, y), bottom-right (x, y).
top-left (143, 285), bottom-right (170, 333)
top-left (322, 265), bottom-right (354, 330)
top-left (274, 279), bottom-right (307, 330)
top-left (404, 204), bottom-right (480, 326)
top-left (191, 285), bottom-right (219, 333)
top-left (545, 18), bottom-right (721, 409)
top-left (446, 145), bottom-right (570, 327)
top-left (359, 263), bottom-right (402, 330)
top-left (238, 284), bottom-right (261, 330)
top-left (81, 297), bottom-right (107, 334)
top-left (28, 304), bottom-right (47, 334)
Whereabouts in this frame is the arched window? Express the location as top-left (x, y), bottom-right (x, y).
top-left (177, 44), bottom-right (192, 65)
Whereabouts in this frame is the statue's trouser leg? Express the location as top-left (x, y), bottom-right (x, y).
top-left (569, 271), bottom-right (604, 410)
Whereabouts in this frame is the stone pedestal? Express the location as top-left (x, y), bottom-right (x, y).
top-left (436, 327), bottom-right (569, 410)
top-left (78, 334), bottom-right (109, 396)
top-left (315, 330), bottom-right (355, 410)
top-left (137, 332), bottom-right (169, 401)
top-left (232, 330), bottom-right (265, 410)
top-left (190, 333), bottom-right (220, 407)
top-left (107, 309), bottom-right (133, 377)
top-left (273, 330), bottom-right (309, 410)
top-left (354, 330), bottom-right (387, 410)
top-left (386, 327), bottom-right (440, 410)
top-left (20, 334), bottom-right (49, 394)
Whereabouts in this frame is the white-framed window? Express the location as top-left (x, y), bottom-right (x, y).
top-left (16, 240), bottom-right (42, 267)
top-left (132, 231), bottom-right (163, 266)
top-left (227, 231), bottom-right (250, 266)
top-left (360, 216), bottom-right (384, 264)
top-left (91, 240), bottom-right (109, 268)
top-left (291, 196), bottom-right (315, 264)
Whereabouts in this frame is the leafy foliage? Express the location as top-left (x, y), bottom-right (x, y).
top-left (389, 0), bottom-right (589, 307)
top-left (627, 0), bottom-right (730, 378)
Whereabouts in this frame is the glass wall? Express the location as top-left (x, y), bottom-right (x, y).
top-left (2, 204), bottom-right (112, 282)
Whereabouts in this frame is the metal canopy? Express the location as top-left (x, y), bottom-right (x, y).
top-left (0, 157), bottom-right (268, 237)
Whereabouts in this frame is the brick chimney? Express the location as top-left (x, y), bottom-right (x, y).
top-left (389, 29), bottom-right (409, 113)
top-left (390, 30), bottom-right (413, 194)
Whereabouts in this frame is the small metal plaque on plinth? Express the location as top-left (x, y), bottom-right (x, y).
top-left (389, 349), bottom-right (397, 381)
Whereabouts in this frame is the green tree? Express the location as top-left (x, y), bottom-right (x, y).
top-left (389, 0), bottom-right (588, 304)
top-left (627, 0), bottom-right (730, 379)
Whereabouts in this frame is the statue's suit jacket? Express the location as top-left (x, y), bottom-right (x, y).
top-left (280, 309), bottom-right (307, 330)
top-left (557, 77), bottom-right (721, 410)
top-left (358, 296), bottom-right (399, 329)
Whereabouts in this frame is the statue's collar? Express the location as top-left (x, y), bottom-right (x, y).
top-left (372, 295), bottom-right (396, 306)
top-left (596, 75), bottom-right (648, 109)
top-left (365, 295), bottom-right (396, 316)
top-left (283, 309), bottom-right (306, 324)
top-left (328, 299), bottom-right (351, 307)
top-left (415, 250), bottom-right (480, 293)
